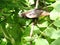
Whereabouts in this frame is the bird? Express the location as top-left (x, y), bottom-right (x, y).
top-left (19, 9), bottom-right (50, 18)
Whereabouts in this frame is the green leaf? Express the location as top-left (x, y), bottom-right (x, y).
top-left (35, 38), bottom-right (49, 45)
top-left (33, 26), bottom-right (40, 34)
top-left (54, 3), bottom-right (60, 12)
top-left (50, 1), bottom-right (60, 20)
top-left (25, 19), bottom-right (32, 26)
top-left (50, 38), bottom-right (60, 45)
top-left (23, 26), bottom-right (30, 36)
top-left (51, 1), bottom-right (60, 10)
top-left (50, 9), bottom-right (60, 20)
top-left (0, 13), bottom-right (3, 16)
top-left (44, 27), bottom-right (60, 39)
top-left (51, 30), bottom-right (60, 39)
top-left (29, 0), bottom-right (34, 5)
top-left (23, 36), bottom-right (32, 41)
top-left (0, 25), bottom-right (3, 33)
top-left (0, 38), bottom-right (7, 45)
top-left (56, 0), bottom-right (60, 1)
top-left (44, 27), bottom-right (56, 38)
top-left (53, 19), bottom-right (60, 27)
top-left (37, 21), bottom-right (48, 27)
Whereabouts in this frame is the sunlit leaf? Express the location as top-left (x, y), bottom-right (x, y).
top-left (0, 38), bottom-right (7, 45)
top-left (37, 21), bottom-right (48, 27)
top-left (23, 36), bottom-right (32, 41)
top-left (50, 38), bottom-right (60, 45)
top-left (50, 1), bottom-right (60, 20)
top-left (51, 30), bottom-right (60, 39)
top-left (44, 27), bottom-right (60, 39)
top-left (34, 38), bottom-right (49, 45)
top-left (33, 26), bottom-right (40, 34)
top-left (29, 0), bottom-right (34, 5)
top-left (44, 27), bottom-right (56, 38)
top-left (50, 9), bottom-right (60, 20)
top-left (53, 19), bottom-right (60, 27)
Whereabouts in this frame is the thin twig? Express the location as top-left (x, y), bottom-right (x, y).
top-left (30, 22), bottom-right (34, 45)
top-left (30, 22), bottom-right (34, 37)
top-left (30, 0), bottom-right (39, 44)
top-left (35, 0), bottom-right (39, 9)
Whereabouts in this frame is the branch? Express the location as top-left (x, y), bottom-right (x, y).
top-left (30, 20), bottom-right (35, 45)
top-left (30, 22), bottom-right (34, 37)
top-left (35, 0), bottom-right (39, 9)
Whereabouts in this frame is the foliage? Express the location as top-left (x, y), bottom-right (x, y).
top-left (0, 0), bottom-right (60, 45)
